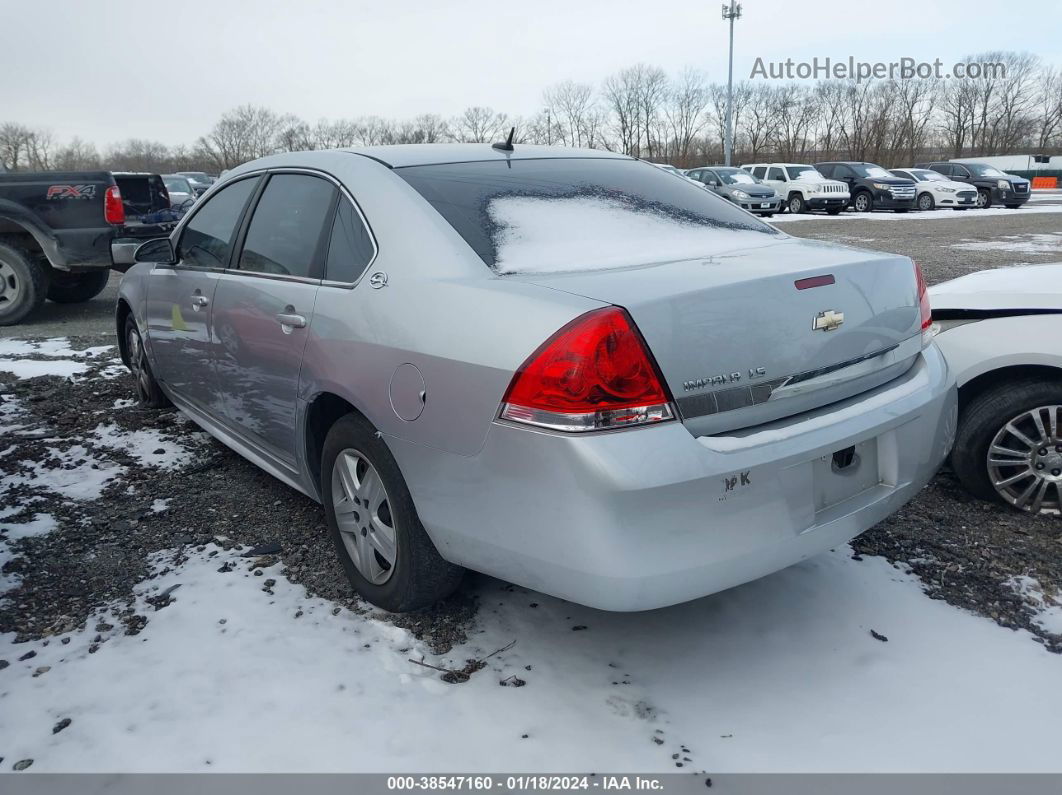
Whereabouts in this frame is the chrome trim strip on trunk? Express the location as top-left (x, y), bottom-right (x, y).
top-left (675, 337), bottom-right (920, 420)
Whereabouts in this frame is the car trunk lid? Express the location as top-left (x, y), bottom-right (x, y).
top-left (519, 237), bottom-right (924, 435)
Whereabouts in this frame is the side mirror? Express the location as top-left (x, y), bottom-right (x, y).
top-left (708, 180), bottom-right (719, 187)
top-left (134, 237), bottom-right (176, 265)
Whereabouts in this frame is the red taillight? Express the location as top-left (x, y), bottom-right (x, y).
top-left (500, 307), bottom-right (674, 432)
top-left (104, 185), bottom-right (125, 225)
top-left (914, 261), bottom-right (932, 341)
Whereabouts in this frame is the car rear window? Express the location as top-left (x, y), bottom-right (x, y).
top-left (395, 158), bottom-right (778, 274)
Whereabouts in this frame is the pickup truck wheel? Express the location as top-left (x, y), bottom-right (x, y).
top-left (46, 270), bottom-right (111, 304)
top-left (321, 413), bottom-right (464, 612)
top-left (853, 192), bottom-right (873, 212)
top-left (0, 242), bottom-right (48, 326)
top-left (124, 315), bottom-right (171, 408)
top-left (951, 379), bottom-right (1062, 515)
top-left (787, 194), bottom-right (806, 214)
top-left (977, 189), bottom-right (992, 209)
top-left (917, 192), bottom-right (935, 211)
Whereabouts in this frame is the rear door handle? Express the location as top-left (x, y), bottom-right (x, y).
top-left (277, 312), bottom-right (307, 330)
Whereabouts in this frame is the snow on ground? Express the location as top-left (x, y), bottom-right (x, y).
top-left (1009, 576), bottom-right (1062, 636)
top-left (3, 445), bottom-right (126, 502)
top-left (770, 204), bottom-right (1062, 223)
top-left (91, 423), bottom-right (201, 470)
top-left (948, 233), bottom-right (1062, 254)
top-left (0, 514), bottom-right (56, 597)
top-left (0, 541), bottom-right (1060, 773)
top-left (0, 339), bottom-right (113, 380)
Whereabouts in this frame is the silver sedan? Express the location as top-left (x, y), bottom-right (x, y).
top-left (118, 144), bottom-right (955, 611)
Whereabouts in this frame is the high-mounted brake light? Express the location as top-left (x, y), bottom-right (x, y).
top-left (104, 185), bottom-right (125, 225)
top-left (914, 261), bottom-right (932, 344)
top-left (499, 307), bottom-right (675, 432)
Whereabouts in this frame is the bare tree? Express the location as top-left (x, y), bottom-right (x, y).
top-left (0, 123), bottom-right (34, 170)
top-left (197, 105), bottom-right (289, 170)
top-left (663, 68), bottom-right (710, 164)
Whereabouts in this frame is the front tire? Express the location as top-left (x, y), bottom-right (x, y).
top-left (0, 242), bottom-right (48, 326)
top-left (853, 192), bottom-right (873, 212)
top-left (951, 379), bottom-right (1062, 515)
top-left (46, 269), bottom-right (111, 304)
top-left (124, 315), bottom-right (170, 408)
top-left (977, 189), bottom-right (992, 209)
top-left (321, 413), bottom-right (464, 611)
top-left (787, 194), bottom-right (806, 214)
top-left (917, 192), bottom-right (935, 211)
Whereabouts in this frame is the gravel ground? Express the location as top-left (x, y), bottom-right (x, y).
top-left (0, 341), bottom-right (476, 654)
top-left (1, 208), bottom-right (1060, 661)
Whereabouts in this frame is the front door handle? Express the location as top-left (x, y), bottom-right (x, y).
top-left (277, 312), bottom-right (307, 331)
top-left (191, 294), bottom-right (209, 310)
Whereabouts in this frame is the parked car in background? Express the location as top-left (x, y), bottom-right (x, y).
top-left (162, 175), bottom-right (198, 213)
top-left (176, 171), bottom-right (216, 197)
top-left (0, 170), bottom-right (175, 324)
top-left (118, 144), bottom-right (955, 612)
top-left (916, 161), bottom-right (1030, 209)
top-left (686, 166), bottom-right (781, 216)
top-left (889, 168), bottom-right (978, 211)
top-left (741, 163), bottom-right (849, 214)
top-left (815, 162), bottom-right (916, 213)
top-left (931, 264), bottom-right (1062, 515)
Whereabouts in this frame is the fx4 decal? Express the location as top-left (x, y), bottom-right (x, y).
top-left (47, 185), bottom-right (97, 200)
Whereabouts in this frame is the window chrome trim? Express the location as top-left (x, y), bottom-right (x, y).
top-left (205, 166), bottom-right (379, 290)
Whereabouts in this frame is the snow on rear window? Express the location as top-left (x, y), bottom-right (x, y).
top-left (488, 194), bottom-right (773, 275)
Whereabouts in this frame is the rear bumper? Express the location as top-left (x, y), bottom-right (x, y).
top-left (390, 345), bottom-right (956, 611)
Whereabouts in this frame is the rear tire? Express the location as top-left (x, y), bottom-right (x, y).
top-left (0, 242), bottom-right (48, 326)
top-left (46, 269), bottom-right (111, 304)
top-left (124, 315), bottom-right (170, 408)
top-left (951, 379), bottom-right (1062, 514)
top-left (321, 413), bottom-right (464, 612)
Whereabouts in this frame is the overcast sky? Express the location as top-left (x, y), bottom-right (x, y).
top-left (2, 0), bottom-right (1059, 148)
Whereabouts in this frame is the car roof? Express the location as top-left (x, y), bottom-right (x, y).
top-left (339, 143), bottom-right (631, 169)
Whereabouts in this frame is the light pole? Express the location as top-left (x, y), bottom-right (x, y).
top-left (722, 1), bottom-right (742, 166)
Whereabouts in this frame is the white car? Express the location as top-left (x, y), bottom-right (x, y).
top-left (931, 263), bottom-right (1062, 515)
top-left (890, 168), bottom-right (979, 212)
top-left (741, 163), bottom-right (849, 215)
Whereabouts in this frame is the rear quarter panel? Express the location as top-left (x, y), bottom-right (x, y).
top-left (933, 315), bottom-right (1062, 387)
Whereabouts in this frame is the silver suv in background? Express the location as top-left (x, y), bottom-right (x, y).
top-left (119, 145), bottom-right (956, 612)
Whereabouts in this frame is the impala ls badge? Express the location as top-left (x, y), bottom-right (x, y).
top-left (813, 309), bottom-right (844, 332)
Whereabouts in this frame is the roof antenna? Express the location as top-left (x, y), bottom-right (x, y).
top-left (492, 127), bottom-right (516, 152)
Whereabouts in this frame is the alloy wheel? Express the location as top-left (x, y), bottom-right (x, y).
top-left (986, 405), bottom-right (1062, 514)
top-left (918, 193), bottom-right (933, 211)
top-left (854, 194), bottom-right (871, 212)
top-left (126, 325), bottom-right (153, 403)
top-left (0, 260), bottom-right (22, 311)
top-left (332, 449), bottom-right (398, 584)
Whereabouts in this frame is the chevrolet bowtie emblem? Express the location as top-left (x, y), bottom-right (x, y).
top-left (813, 310), bottom-right (845, 332)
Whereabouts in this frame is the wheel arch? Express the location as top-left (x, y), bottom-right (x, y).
top-left (958, 364), bottom-right (1062, 415)
top-left (0, 208), bottom-right (61, 268)
top-left (303, 391), bottom-right (377, 499)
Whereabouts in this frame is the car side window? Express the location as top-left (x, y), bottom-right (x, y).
top-left (751, 167), bottom-right (767, 179)
top-left (238, 174), bottom-right (336, 279)
top-left (951, 165), bottom-right (970, 178)
top-left (935, 164), bottom-right (953, 176)
top-left (767, 167), bottom-right (784, 181)
top-left (325, 198), bottom-right (376, 284)
top-left (817, 164), bottom-right (833, 178)
top-left (176, 177), bottom-right (259, 269)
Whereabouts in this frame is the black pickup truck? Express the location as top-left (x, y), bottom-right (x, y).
top-left (0, 171), bottom-right (176, 325)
